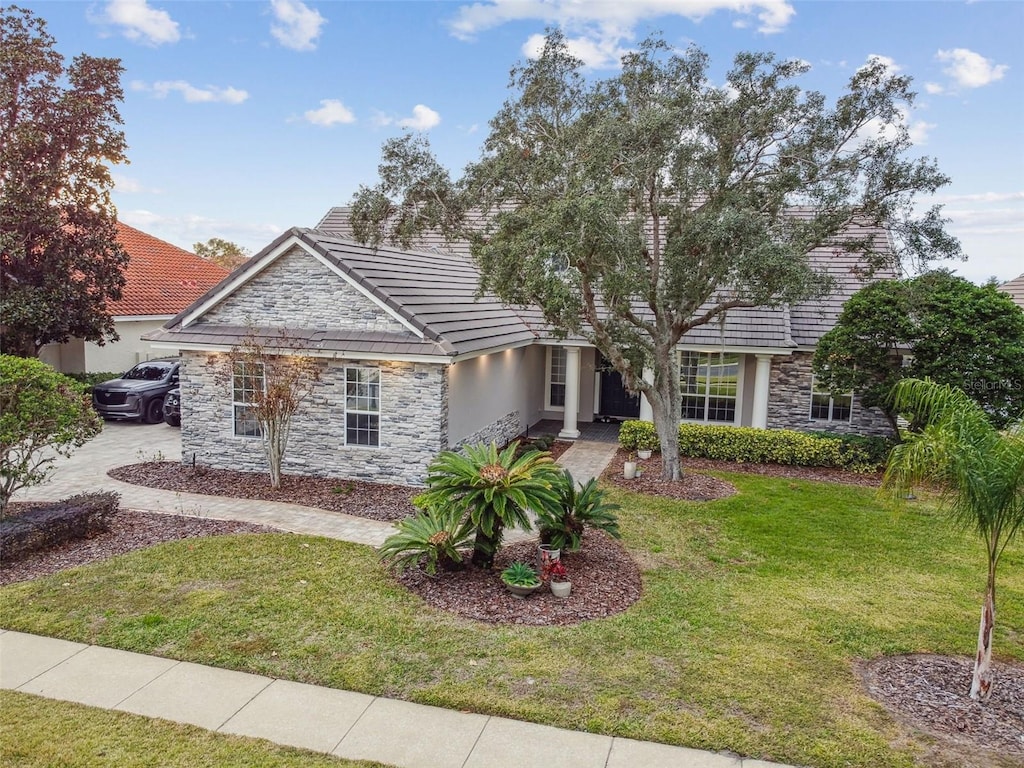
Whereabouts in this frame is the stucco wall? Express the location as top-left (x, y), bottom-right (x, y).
top-left (447, 345), bottom-right (546, 447)
top-left (38, 318), bottom-right (171, 374)
top-left (767, 351), bottom-right (894, 437)
top-left (202, 246), bottom-right (409, 333)
top-left (179, 351), bottom-right (447, 486)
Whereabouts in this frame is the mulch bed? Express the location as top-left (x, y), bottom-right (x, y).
top-left (602, 448), bottom-right (884, 500)
top-left (602, 451), bottom-right (738, 500)
top-left (109, 462), bottom-right (418, 522)
top-left (0, 507), bottom-right (274, 586)
top-left (858, 654), bottom-right (1024, 766)
top-left (396, 531), bottom-right (642, 626)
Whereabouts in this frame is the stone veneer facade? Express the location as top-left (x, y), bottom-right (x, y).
top-left (766, 351), bottom-right (894, 438)
top-left (203, 246), bottom-right (410, 333)
top-left (453, 410), bottom-right (524, 451)
top-left (179, 351), bottom-right (448, 487)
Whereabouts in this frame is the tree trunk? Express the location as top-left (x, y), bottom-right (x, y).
top-left (471, 519), bottom-right (503, 569)
top-left (264, 421), bottom-right (283, 490)
top-left (647, 345), bottom-right (682, 481)
top-left (969, 566), bottom-right (996, 701)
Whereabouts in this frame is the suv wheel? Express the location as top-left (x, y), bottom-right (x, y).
top-left (144, 396), bottom-right (165, 424)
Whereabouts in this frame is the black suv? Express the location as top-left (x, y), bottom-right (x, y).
top-left (163, 387), bottom-right (181, 427)
top-left (92, 359), bottom-right (180, 423)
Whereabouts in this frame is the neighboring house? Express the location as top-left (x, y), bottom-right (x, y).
top-left (145, 210), bottom-right (894, 487)
top-left (39, 222), bottom-right (229, 374)
top-left (1000, 273), bottom-right (1024, 310)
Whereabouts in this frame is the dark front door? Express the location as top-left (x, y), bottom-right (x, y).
top-left (598, 361), bottom-right (640, 419)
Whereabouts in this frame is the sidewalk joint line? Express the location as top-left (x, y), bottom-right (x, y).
top-left (330, 692), bottom-right (377, 754)
top-left (459, 714), bottom-right (491, 768)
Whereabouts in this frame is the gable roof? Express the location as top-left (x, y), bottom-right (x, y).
top-left (316, 206), bottom-right (894, 350)
top-left (109, 222), bottom-right (230, 317)
top-left (1000, 273), bottom-right (1024, 309)
top-left (147, 228), bottom-right (537, 361)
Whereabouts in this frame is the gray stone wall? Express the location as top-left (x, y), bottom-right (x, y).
top-left (453, 410), bottom-right (524, 450)
top-left (178, 351), bottom-right (447, 486)
top-left (766, 351), bottom-right (895, 438)
top-left (203, 246), bottom-right (410, 334)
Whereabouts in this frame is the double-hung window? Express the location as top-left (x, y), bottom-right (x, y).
top-left (810, 376), bottom-right (852, 422)
top-left (547, 347), bottom-right (567, 408)
top-left (346, 367), bottom-right (380, 446)
top-left (233, 361), bottom-right (264, 437)
top-left (679, 351), bottom-right (739, 423)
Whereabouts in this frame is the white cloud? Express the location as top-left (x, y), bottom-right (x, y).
top-left (135, 80), bottom-right (249, 104)
top-left (112, 174), bottom-right (149, 194)
top-left (907, 119), bottom-right (936, 146)
top-left (397, 104), bottom-right (442, 131)
top-left (858, 53), bottom-right (902, 75)
top-left (103, 0), bottom-right (180, 45)
top-left (303, 99), bottom-right (356, 126)
top-left (854, 106), bottom-right (933, 148)
top-left (270, 0), bottom-right (326, 51)
top-left (936, 48), bottom-right (1008, 89)
top-left (118, 209), bottom-right (282, 255)
top-left (924, 82), bottom-right (944, 95)
top-left (521, 31), bottom-right (630, 69)
top-left (449, 1), bottom-right (795, 69)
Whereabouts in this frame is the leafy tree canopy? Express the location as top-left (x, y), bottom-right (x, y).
top-left (193, 237), bottom-right (250, 271)
top-left (815, 271), bottom-right (1024, 429)
top-left (0, 354), bottom-right (101, 514)
top-left (1, 5), bottom-right (128, 357)
top-left (351, 31), bottom-right (960, 480)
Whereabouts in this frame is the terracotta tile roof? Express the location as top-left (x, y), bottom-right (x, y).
top-left (107, 222), bottom-right (230, 317)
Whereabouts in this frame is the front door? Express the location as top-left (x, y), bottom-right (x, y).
top-left (598, 360), bottom-right (640, 419)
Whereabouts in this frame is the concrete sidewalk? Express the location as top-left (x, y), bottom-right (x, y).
top-left (0, 629), bottom-right (792, 768)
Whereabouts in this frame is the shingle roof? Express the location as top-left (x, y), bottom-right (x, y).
top-left (316, 206), bottom-right (893, 350)
top-left (1000, 273), bottom-right (1024, 309)
top-left (110, 222), bottom-right (230, 317)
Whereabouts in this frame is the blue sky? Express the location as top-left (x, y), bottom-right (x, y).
top-left (24, 0), bottom-right (1024, 284)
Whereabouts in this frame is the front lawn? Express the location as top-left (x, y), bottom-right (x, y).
top-left (2, 472), bottom-right (1020, 768)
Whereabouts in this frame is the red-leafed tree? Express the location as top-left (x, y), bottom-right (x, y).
top-left (1, 6), bottom-right (129, 357)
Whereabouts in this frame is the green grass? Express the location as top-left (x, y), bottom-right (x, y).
top-left (0, 691), bottom-right (389, 767)
top-left (2, 472), bottom-right (1021, 768)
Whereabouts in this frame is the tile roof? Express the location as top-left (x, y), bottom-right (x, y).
top-left (316, 206), bottom-right (893, 350)
top-left (1000, 273), bottom-right (1024, 309)
top-left (108, 222), bottom-right (230, 317)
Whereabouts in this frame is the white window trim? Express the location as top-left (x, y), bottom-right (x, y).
top-left (678, 350), bottom-right (742, 425)
top-left (809, 374), bottom-right (854, 423)
top-left (232, 360), bottom-right (264, 439)
top-left (544, 346), bottom-right (567, 412)
top-left (344, 365), bottom-right (382, 449)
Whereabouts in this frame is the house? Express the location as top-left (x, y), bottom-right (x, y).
top-left (1000, 273), bottom-right (1024, 310)
top-left (145, 210), bottom-right (894, 486)
top-left (39, 222), bottom-right (230, 374)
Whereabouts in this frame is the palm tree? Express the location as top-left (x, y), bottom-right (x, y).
top-left (882, 378), bottom-right (1024, 701)
top-left (415, 441), bottom-right (562, 568)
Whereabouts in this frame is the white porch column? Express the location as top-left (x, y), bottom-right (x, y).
top-left (558, 346), bottom-right (582, 439)
top-left (751, 354), bottom-right (773, 429)
top-left (639, 366), bottom-right (654, 422)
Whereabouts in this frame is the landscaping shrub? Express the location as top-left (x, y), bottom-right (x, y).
top-left (64, 371), bottom-right (122, 395)
top-left (618, 420), bottom-right (889, 473)
top-left (0, 492), bottom-right (120, 562)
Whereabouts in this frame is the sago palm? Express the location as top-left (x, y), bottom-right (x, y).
top-left (536, 470), bottom-right (621, 553)
top-left (416, 441), bottom-right (562, 568)
top-left (882, 378), bottom-right (1024, 702)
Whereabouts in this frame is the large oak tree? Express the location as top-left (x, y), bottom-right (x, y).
top-left (351, 32), bottom-right (960, 480)
top-left (1, 5), bottom-right (128, 358)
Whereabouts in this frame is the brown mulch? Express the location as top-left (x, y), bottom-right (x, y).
top-left (858, 654), bottom-right (1024, 767)
top-left (602, 448), bottom-right (884, 500)
top-left (9, 455), bottom-right (1015, 762)
top-left (0, 507), bottom-right (274, 586)
top-left (109, 462), bottom-right (418, 522)
top-left (603, 451), bottom-right (738, 500)
top-left (396, 531), bottom-right (642, 626)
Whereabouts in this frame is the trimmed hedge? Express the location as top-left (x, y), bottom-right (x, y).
top-left (0, 492), bottom-right (120, 562)
top-left (618, 420), bottom-right (891, 473)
